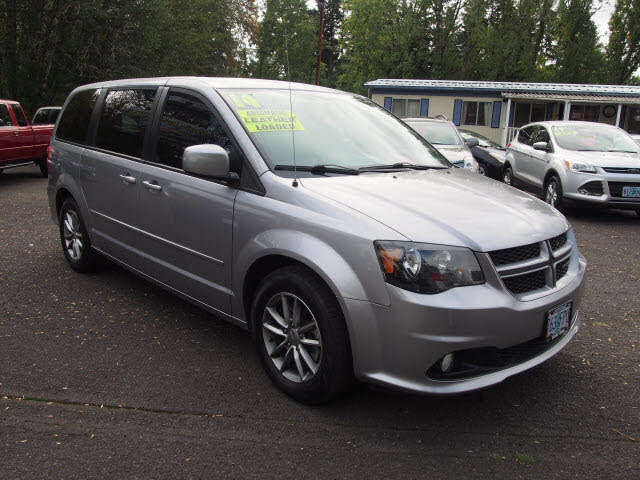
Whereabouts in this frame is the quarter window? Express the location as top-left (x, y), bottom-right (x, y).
top-left (155, 91), bottom-right (235, 170)
top-left (10, 105), bottom-right (28, 127)
top-left (56, 89), bottom-right (100, 144)
top-left (95, 89), bottom-right (156, 158)
top-left (0, 104), bottom-right (12, 127)
top-left (462, 101), bottom-right (492, 126)
top-left (391, 99), bottom-right (421, 118)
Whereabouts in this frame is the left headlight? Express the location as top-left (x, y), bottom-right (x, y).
top-left (375, 241), bottom-right (485, 294)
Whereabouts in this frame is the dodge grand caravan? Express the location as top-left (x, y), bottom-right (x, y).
top-left (48, 78), bottom-right (586, 403)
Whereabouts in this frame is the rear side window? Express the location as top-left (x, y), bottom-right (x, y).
top-left (0, 104), bottom-right (12, 126)
top-left (10, 104), bottom-right (28, 126)
top-left (57, 89), bottom-right (100, 144)
top-left (155, 91), bottom-right (235, 170)
top-left (517, 126), bottom-right (535, 146)
top-left (32, 110), bottom-right (47, 124)
top-left (96, 89), bottom-right (156, 158)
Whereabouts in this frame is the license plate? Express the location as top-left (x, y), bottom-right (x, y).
top-left (622, 186), bottom-right (640, 198)
top-left (545, 302), bottom-right (572, 342)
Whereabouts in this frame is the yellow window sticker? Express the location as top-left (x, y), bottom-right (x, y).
top-left (238, 109), bottom-right (305, 133)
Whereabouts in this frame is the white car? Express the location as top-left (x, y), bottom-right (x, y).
top-left (404, 117), bottom-right (478, 172)
top-left (631, 134), bottom-right (640, 145)
top-left (503, 121), bottom-right (640, 216)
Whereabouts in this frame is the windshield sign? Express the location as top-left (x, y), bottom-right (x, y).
top-left (552, 125), bottom-right (640, 153)
top-left (220, 89), bottom-right (450, 171)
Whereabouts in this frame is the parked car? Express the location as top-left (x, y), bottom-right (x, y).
top-left (48, 78), bottom-right (586, 403)
top-left (458, 129), bottom-right (506, 179)
top-left (404, 117), bottom-right (478, 172)
top-left (631, 134), bottom-right (640, 145)
top-left (0, 99), bottom-right (54, 177)
top-left (32, 106), bottom-right (62, 125)
top-left (504, 121), bottom-right (640, 215)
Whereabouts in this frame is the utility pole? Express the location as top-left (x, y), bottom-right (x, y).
top-left (315, 0), bottom-right (325, 86)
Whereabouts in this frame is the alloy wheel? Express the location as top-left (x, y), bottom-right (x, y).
top-left (63, 210), bottom-right (83, 260)
top-left (261, 292), bottom-right (322, 383)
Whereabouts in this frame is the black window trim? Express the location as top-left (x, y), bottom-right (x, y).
top-left (145, 86), bottom-right (264, 194)
top-left (54, 87), bottom-right (103, 149)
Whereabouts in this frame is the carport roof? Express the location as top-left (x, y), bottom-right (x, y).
top-left (501, 92), bottom-right (640, 104)
top-left (364, 79), bottom-right (640, 98)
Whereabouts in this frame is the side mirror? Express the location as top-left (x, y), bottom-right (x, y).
top-left (183, 144), bottom-right (230, 179)
top-left (465, 137), bottom-right (480, 148)
top-left (533, 141), bottom-right (550, 152)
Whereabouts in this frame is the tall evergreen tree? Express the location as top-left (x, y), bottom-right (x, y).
top-left (603, 0), bottom-right (640, 84)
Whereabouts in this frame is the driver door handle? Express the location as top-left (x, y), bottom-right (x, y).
top-left (142, 180), bottom-right (162, 191)
top-left (119, 173), bottom-right (137, 185)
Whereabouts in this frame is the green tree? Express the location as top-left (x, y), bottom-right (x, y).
top-left (253, 0), bottom-right (317, 83)
top-left (550, 0), bottom-right (603, 83)
top-left (603, 0), bottom-right (640, 84)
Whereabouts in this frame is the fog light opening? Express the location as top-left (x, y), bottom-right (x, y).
top-left (440, 353), bottom-right (454, 373)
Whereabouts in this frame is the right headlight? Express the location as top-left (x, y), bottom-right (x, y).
top-left (565, 160), bottom-right (596, 173)
top-left (375, 241), bottom-right (485, 294)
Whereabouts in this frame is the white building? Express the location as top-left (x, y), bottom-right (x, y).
top-left (365, 79), bottom-right (640, 146)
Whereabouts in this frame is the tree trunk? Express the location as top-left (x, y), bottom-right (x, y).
top-left (5, 0), bottom-right (18, 99)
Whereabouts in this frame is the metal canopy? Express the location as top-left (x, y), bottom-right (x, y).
top-left (501, 92), bottom-right (640, 104)
top-left (365, 79), bottom-right (640, 98)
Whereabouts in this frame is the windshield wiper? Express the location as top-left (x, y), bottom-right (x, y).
top-left (274, 164), bottom-right (361, 175)
top-left (359, 162), bottom-right (447, 171)
top-left (607, 149), bottom-right (638, 153)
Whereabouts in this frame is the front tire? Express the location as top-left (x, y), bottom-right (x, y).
top-left (251, 266), bottom-right (353, 403)
top-left (544, 175), bottom-right (563, 210)
top-left (59, 198), bottom-right (100, 273)
top-left (502, 165), bottom-right (514, 185)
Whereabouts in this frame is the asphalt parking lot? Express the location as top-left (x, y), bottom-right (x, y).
top-left (1, 165), bottom-right (638, 479)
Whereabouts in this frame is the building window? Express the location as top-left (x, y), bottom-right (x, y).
top-left (462, 101), bottom-right (492, 126)
top-left (627, 106), bottom-right (640, 134)
top-left (569, 105), bottom-right (600, 122)
top-left (513, 102), bottom-right (547, 127)
top-left (391, 98), bottom-right (421, 118)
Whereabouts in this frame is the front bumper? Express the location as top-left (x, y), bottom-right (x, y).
top-left (563, 170), bottom-right (640, 209)
top-left (343, 252), bottom-right (586, 395)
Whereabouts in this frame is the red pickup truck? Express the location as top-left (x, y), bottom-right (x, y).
top-left (0, 99), bottom-right (54, 177)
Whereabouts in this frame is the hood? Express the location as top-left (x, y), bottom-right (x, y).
top-left (434, 144), bottom-right (473, 164)
top-left (484, 146), bottom-right (507, 163)
top-left (561, 150), bottom-right (640, 168)
top-left (300, 169), bottom-right (568, 252)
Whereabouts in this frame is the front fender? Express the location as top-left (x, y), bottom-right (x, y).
top-left (234, 229), bottom-right (389, 311)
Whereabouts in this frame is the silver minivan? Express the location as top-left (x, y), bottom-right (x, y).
top-left (48, 78), bottom-right (586, 403)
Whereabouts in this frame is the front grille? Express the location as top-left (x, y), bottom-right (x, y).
top-left (549, 232), bottom-right (567, 251)
top-left (602, 167), bottom-right (640, 174)
top-left (488, 230), bottom-right (572, 297)
top-left (578, 180), bottom-right (604, 196)
top-left (502, 270), bottom-right (546, 294)
top-left (556, 258), bottom-right (570, 280)
top-left (488, 242), bottom-right (540, 266)
top-left (608, 181), bottom-right (640, 198)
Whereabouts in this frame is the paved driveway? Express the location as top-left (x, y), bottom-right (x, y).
top-left (1, 166), bottom-right (638, 479)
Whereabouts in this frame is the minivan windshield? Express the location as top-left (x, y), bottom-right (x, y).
top-left (404, 121), bottom-right (463, 146)
top-left (552, 125), bottom-right (640, 153)
top-left (219, 89), bottom-right (450, 171)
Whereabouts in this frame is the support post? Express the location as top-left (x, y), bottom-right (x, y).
top-left (501, 97), bottom-right (511, 147)
top-left (615, 104), bottom-right (622, 127)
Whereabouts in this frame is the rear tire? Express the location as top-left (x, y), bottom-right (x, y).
top-left (59, 198), bottom-right (100, 273)
top-left (37, 159), bottom-right (48, 177)
top-left (544, 175), bottom-right (563, 210)
top-left (251, 266), bottom-right (353, 404)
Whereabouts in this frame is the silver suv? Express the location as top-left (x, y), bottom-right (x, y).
top-left (48, 78), bottom-right (586, 403)
top-left (504, 121), bottom-right (640, 215)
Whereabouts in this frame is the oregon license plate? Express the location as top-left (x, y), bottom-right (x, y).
top-left (622, 186), bottom-right (640, 198)
top-left (545, 302), bottom-right (572, 342)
